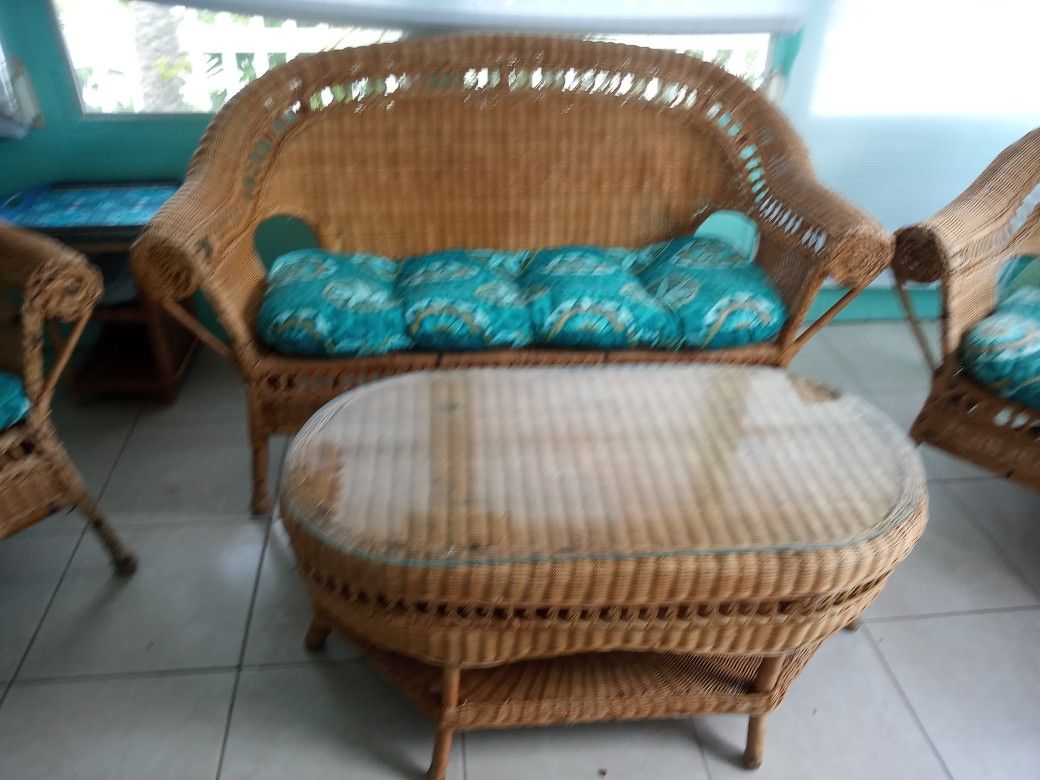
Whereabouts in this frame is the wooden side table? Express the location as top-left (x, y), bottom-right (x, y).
top-left (0, 182), bottom-right (197, 402)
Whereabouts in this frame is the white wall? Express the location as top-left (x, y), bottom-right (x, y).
top-left (782, 0), bottom-right (1040, 230)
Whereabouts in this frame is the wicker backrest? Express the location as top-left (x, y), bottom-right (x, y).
top-left (176, 36), bottom-right (815, 335)
top-left (260, 94), bottom-right (743, 255)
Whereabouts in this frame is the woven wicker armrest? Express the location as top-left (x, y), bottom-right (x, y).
top-left (130, 179), bottom-right (230, 302)
top-left (893, 128), bottom-right (1040, 285)
top-left (0, 222), bottom-right (102, 411)
top-left (758, 164), bottom-right (892, 290)
top-left (0, 222), bottom-right (102, 322)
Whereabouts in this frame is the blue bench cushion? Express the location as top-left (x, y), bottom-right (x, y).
top-left (397, 250), bottom-right (533, 350)
top-left (0, 372), bottom-right (30, 430)
top-left (520, 246), bottom-right (679, 349)
top-left (639, 237), bottom-right (787, 349)
top-left (961, 286), bottom-right (1040, 409)
top-left (257, 249), bottom-right (411, 357)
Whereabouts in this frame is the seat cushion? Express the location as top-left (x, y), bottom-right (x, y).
top-left (519, 246), bottom-right (678, 349)
top-left (397, 250), bottom-right (533, 350)
top-left (257, 249), bottom-right (412, 357)
top-left (639, 236), bottom-right (786, 349)
top-left (961, 286), bottom-right (1040, 409)
top-left (257, 234), bottom-right (785, 357)
top-left (0, 372), bottom-right (30, 430)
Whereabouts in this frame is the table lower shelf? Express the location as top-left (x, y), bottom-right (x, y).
top-left (358, 641), bottom-right (808, 731)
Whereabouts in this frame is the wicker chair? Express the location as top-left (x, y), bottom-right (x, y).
top-left (893, 128), bottom-right (1040, 490)
top-left (131, 35), bottom-right (892, 514)
top-left (0, 223), bottom-right (137, 574)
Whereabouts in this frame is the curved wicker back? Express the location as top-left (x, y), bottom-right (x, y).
top-left (136, 35), bottom-right (883, 358)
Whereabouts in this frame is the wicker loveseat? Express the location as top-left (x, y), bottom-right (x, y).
top-left (131, 35), bottom-right (891, 514)
top-left (0, 223), bottom-right (136, 573)
top-left (893, 128), bottom-right (1040, 490)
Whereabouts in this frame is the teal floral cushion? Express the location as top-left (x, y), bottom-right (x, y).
top-left (520, 246), bottom-right (678, 349)
top-left (961, 286), bottom-right (1040, 409)
top-left (0, 372), bottom-right (30, 430)
top-left (257, 249), bottom-right (411, 357)
top-left (257, 234), bottom-right (783, 357)
top-left (639, 236), bottom-right (786, 349)
top-left (397, 250), bottom-right (533, 350)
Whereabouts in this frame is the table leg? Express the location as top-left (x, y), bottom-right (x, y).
top-left (304, 614), bottom-right (331, 652)
top-left (744, 715), bottom-right (767, 770)
top-left (428, 666), bottom-right (460, 780)
top-left (744, 656), bottom-right (784, 769)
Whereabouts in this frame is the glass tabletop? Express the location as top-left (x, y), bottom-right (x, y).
top-left (280, 365), bottom-right (925, 566)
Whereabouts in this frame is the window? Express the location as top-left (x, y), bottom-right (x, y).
top-left (52, 0), bottom-right (778, 115)
top-left (52, 0), bottom-right (401, 114)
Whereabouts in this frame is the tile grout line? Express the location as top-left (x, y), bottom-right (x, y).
top-left (825, 318), bottom-right (939, 396)
top-left (865, 603), bottom-right (1040, 625)
top-left (0, 528), bottom-right (86, 710)
top-left (862, 625), bottom-right (955, 780)
top-left (689, 719), bottom-right (717, 780)
top-left (8, 656), bottom-right (370, 688)
top-left (0, 405), bottom-right (139, 710)
top-left (813, 329), bottom-right (876, 393)
top-left (942, 483), bottom-right (1040, 604)
top-left (214, 513), bottom-right (274, 780)
top-left (11, 665), bottom-right (241, 687)
top-left (87, 404), bottom-right (141, 507)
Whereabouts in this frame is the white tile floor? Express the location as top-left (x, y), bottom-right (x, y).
top-left (2, 321), bottom-right (1039, 780)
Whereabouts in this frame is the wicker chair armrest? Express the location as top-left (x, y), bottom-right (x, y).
top-left (0, 222), bottom-right (102, 322)
top-left (130, 181), bottom-right (233, 302)
top-left (758, 165), bottom-right (892, 289)
top-left (892, 128), bottom-right (1040, 284)
top-left (0, 223), bottom-right (101, 413)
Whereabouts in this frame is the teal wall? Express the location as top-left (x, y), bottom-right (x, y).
top-left (0, 0), bottom-right (208, 195)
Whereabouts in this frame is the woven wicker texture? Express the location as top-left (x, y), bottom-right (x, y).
top-left (130, 34), bottom-right (893, 514)
top-left (0, 223), bottom-right (136, 574)
top-left (283, 365), bottom-right (926, 777)
top-left (280, 365), bottom-right (926, 667)
top-left (358, 641), bottom-right (820, 729)
top-left (892, 127), bottom-right (1040, 490)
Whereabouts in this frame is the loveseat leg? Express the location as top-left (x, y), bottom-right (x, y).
top-left (250, 426), bottom-right (270, 517)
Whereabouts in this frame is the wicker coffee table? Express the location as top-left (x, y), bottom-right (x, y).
top-left (278, 366), bottom-right (927, 779)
